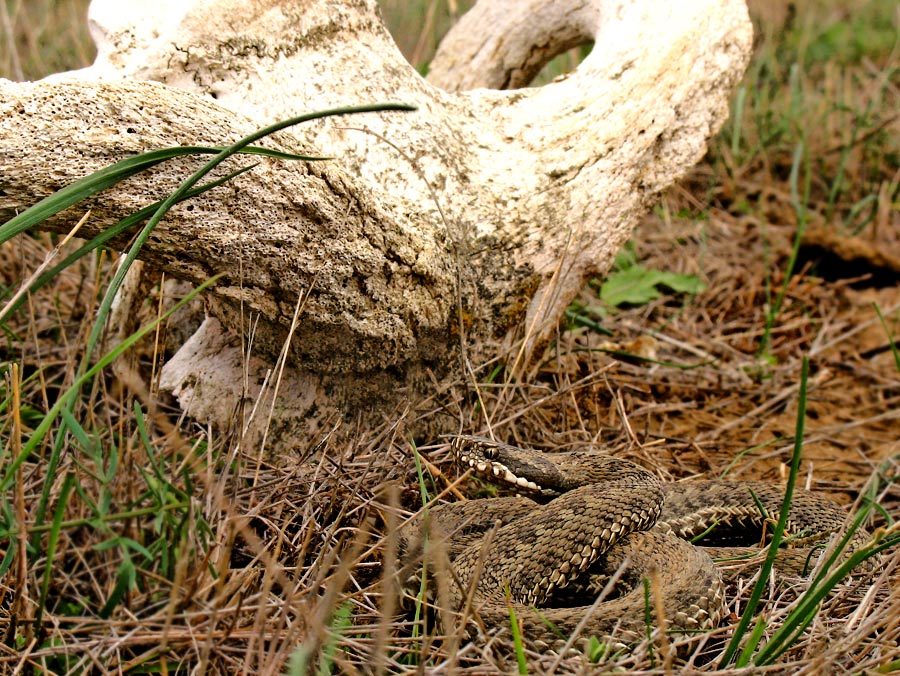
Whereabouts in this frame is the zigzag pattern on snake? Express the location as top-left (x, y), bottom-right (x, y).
top-left (403, 435), bottom-right (873, 647)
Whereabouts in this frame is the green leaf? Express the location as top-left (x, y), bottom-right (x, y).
top-left (318, 602), bottom-right (353, 676)
top-left (99, 555), bottom-right (137, 618)
top-left (118, 536), bottom-right (154, 561)
top-left (60, 408), bottom-right (98, 458)
top-left (612, 242), bottom-right (639, 270)
top-left (92, 537), bottom-right (125, 552)
top-left (587, 636), bottom-right (611, 663)
top-left (599, 265), bottom-right (706, 307)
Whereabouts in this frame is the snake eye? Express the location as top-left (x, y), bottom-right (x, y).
top-left (481, 445), bottom-right (497, 460)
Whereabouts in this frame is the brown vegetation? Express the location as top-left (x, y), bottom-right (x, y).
top-left (1, 0), bottom-right (898, 673)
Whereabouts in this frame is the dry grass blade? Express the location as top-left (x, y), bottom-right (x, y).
top-left (2, 0), bottom-right (899, 674)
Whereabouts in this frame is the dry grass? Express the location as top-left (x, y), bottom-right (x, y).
top-left (2, 0), bottom-right (900, 674)
top-left (0, 0), bottom-right (94, 81)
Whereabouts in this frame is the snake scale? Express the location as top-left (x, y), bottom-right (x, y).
top-left (405, 435), bottom-right (872, 648)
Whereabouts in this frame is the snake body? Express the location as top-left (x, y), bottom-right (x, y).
top-left (411, 435), bottom-right (869, 647)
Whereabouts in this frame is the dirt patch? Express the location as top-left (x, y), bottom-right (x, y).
top-left (506, 204), bottom-right (900, 504)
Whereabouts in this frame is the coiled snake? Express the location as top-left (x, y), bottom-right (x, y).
top-left (406, 435), bottom-right (871, 648)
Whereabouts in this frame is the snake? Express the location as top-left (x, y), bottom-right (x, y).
top-left (405, 435), bottom-right (873, 649)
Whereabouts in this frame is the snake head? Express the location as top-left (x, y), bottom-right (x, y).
top-left (446, 435), bottom-right (661, 497)
top-left (446, 435), bottom-right (563, 494)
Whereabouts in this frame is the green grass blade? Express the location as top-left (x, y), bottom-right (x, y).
top-left (24, 103), bottom-right (413, 534)
top-left (5, 101), bottom-right (415, 640)
top-left (411, 439), bottom-right (430, 507)
top-left (754, 528), bottom-right (900, 665)
top-left (804, 505), bottom-right (872, 590)
top-left (873, 303), bottom-right (900, 374)
top-left (3, 501), bottom-right (191, 538)
top-left (564, 308), bottom-right (614, 335)
top-left (759, 142), bottom-right (809, 358)
top-left (0, 274), bottom-right (223, 493)
top-left (718, 356), bottom-right (810, 666)
top-left (0, 163), bottom-right (256, 324)
top-left (505, 582), bottom-right (528, 674)
top-left (735, 616), bottom-right (767, 667)
top-left (409, 440), bottom-right (430, 651)
top-left (35, 471), bottom-right (75, 631)
top-left (1, 146), bottom-right (216, 243)
top-left (0, 145), bottom-right (326, 245)
top-left (643, 578), bottom-right (655, 665)
top-left (233, 146), bottom-right (330, 162)
top-left (74, 102), bottom-right (416, 387)
top-left (132, 401), bottom-right (189, 505)
top-left (0, 538), bottom-right (16, 577)
top-left (730, 85), bottom-right (747, 160)
top-left (30, 425), bottom-right (68, 547)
